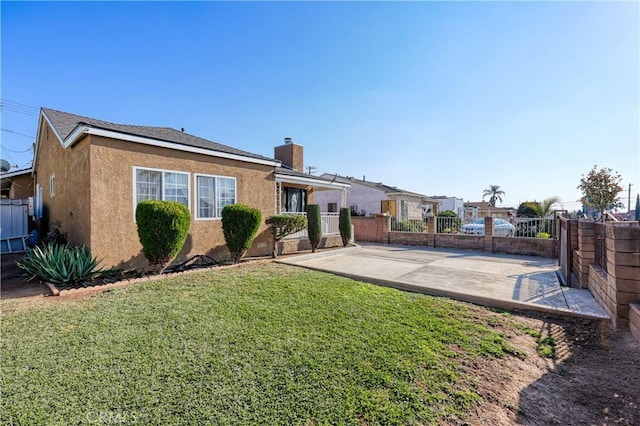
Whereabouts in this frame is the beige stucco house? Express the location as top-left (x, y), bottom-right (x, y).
top-left (32, 108), bottom-right (348, 269)
top-left (464, 201), bottom-right (515, 220)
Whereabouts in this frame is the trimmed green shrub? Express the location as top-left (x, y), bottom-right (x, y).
top-left (393, 219), bottom-right (427, 233)
top-left (222, 204), bottom-right (262, 263)
top-left (16, 243), bottom-right (104, 287)
top-left (265, 214), bottom-right (308, 258)
top-left (135, 200), bottom-right (191, 273)
top-left (306, 204), bottom-right (322, 253)
top-left (339, 207), bottom-right (352, 247)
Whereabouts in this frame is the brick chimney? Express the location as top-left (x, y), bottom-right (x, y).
top-left (274, 137), bottom-right (303, 171)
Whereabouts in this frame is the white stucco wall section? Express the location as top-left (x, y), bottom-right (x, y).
top-left (437, 197), bottom-right (465, 218)
top-left (314, 182), bottom-right (388, 216)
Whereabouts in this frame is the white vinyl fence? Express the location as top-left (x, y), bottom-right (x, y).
top-left (283, 212), bottom-right (340, 239)
top-left (0, 198), bottom-right (29, 253)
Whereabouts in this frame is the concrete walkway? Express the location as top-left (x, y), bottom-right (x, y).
top-left (278, 243), bottom-right (608, 320)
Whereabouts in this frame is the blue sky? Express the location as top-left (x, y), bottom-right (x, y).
top-left (2, 1), bottom-right (638, 211)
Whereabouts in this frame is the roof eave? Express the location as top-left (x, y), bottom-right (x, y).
top-left (275, 173), bottom-right (351, 189)
top-left (0, 168), bottom-right (33, 179)
top-left (64, 126), bottom-right (281, 167)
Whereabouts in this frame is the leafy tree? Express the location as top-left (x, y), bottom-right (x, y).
top-left (482, 185), bottom-right (505, 207)
top-left (516, 202), bottom-right (539, 217)
top-left (221, 204), bottom-right (262, 263)
top-left (135, 200), bottom-right (191, 274)
top-left (577, 166), bottom-right (623, 220)
top-left (265, 214), bottom-right (307, 258)
top-left (517, 197), bottom-right (561, 218)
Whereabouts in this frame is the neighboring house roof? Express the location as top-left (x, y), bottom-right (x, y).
top-left (276, 167), bottom-right (350, 190)
top-left (0, 168), bottom-right (33, 179)
top-left (35, 108), bottom-right (279, 168)
top-left (319, 173), bottom-right (440, 203)
top-left (430, 195), bottom-right (463, 200)
top-left (465, 201), bottom-right (515, 211)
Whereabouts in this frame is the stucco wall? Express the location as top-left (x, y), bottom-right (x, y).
top-left (437, 197), bottom-right (464, 218)
top-left (313, 183), bottom-right (386, 216)
top-left (88, 136), bottom-right (276, 270)
top-left (34, 121), bottom-right (92, 247)
top-left (8, 174), bottom-right (34, 199)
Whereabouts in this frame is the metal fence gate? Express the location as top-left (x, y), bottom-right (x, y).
top-left (557, 217), bottom-right (571, 286)
top-left (0, 198), bottom-right (29, 253)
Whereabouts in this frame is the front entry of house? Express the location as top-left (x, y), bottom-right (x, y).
top-left (283, 187), bottom-right (307, 213)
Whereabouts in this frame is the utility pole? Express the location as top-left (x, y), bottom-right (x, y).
top-left (629, 183), bottom-right (634, 215)
top-left (306, 166), bottom-right (316, 175)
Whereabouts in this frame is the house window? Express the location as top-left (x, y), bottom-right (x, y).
top-left (196, 174), bottom-right (236, 219)
top-left (400, 200), bottom-right (409, 221)
top-left (134, 167), bottom-right (189, 209)
top-left (328, 202), bottom-right (337, 213)
top-left (284, 188), bottom-right (307, 212)
top-left (49, 175), bottom-right (55, 197)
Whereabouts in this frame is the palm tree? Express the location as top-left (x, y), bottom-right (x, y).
top-left (482, 185), bottom-right (505, 207)
top-left (529, 196), bottom-right (562, 218)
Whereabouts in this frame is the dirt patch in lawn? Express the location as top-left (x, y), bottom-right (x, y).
top-left (463, 309), bottom-right (640, 425)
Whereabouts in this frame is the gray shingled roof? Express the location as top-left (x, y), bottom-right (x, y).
top-left (41, 108), bottom-right (276, 163)
top-left (319, 173), bottom-right (432, 199)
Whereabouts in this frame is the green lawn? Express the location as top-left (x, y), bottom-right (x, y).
top-left (2, 263), bottom-right (524, 425)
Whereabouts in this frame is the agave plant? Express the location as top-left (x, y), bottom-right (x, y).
top-left (16, 243), bottom-right (104, 287)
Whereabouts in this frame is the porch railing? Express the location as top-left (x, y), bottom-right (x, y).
top-left (282, 212), bottom-right (340, 239)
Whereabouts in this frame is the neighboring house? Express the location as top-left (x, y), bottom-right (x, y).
top-left (1, 168), bottom-right (33, 199)
top-left (313, 174), bottom-right (440, 220)
top-left (32, 108), bottom-right (347, 269)
top-left (464, 201), bottom-right (515, 220)
top-left (430, 196), bottom-right (464, 218)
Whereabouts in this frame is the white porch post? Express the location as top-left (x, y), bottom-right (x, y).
top-left (340, 188), bottom-right (348, 209)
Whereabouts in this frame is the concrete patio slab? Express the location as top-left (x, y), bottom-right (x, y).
top-left (278, 243), bottom-right (609, 320)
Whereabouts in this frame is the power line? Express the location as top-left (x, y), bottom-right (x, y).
top-left (1, 128), bottom-right (35, 139)
top-left (0, 99), bottom-right (39, 112)
top-left (1, 145), bottom-right (33, 153)
top-left (0, 99), bottom-right (39, 117)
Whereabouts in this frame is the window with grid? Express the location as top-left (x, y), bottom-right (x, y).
top-left (134, 168), bottom-right (189, 209)
top-left (196, 174), bottom-right (236, 219)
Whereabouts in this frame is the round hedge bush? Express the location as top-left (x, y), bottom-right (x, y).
top-left (222, 204), bottom-right (262, 263)
top-left (135, 200), bottom-right (191, 273)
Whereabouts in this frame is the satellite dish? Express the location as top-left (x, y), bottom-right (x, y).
top-left (0, 159), bottom-right (11, 173)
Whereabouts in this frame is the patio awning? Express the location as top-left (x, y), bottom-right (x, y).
top-left (275, 168), bottom-right (350, 191)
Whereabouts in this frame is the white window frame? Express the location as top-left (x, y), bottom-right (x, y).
top-left (194, 173), bottom-right (237, 220)
top-left (49, 174), bottom-right (55, 197)
top-left (132, 166), bottom-right (191, 220)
